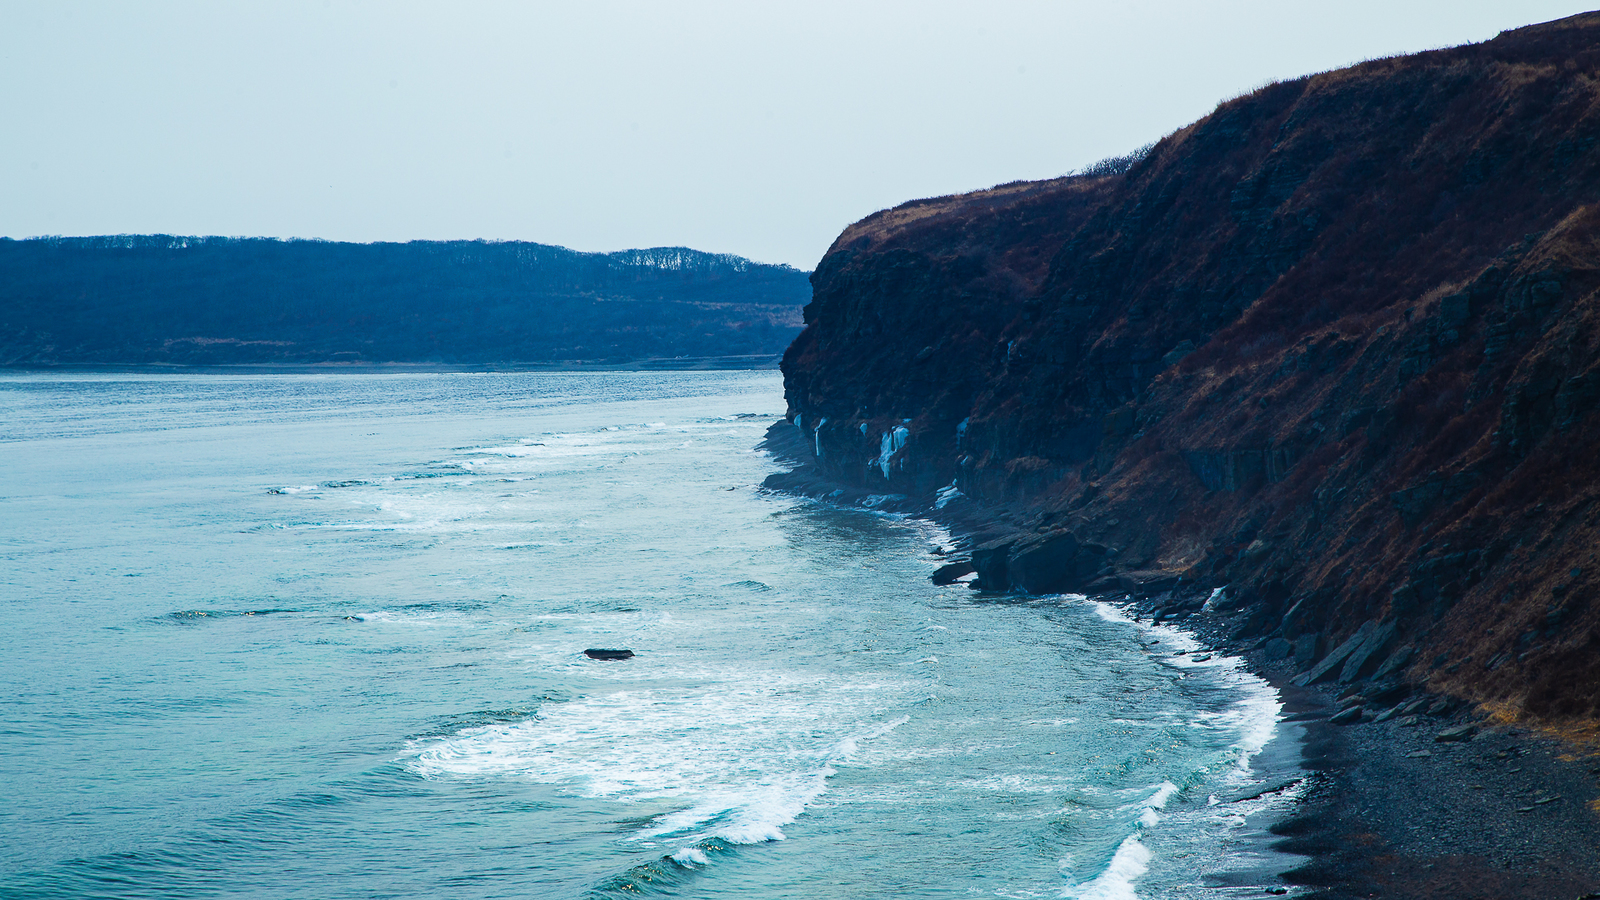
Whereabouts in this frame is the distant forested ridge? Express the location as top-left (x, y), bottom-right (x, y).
top-left (0, 236), bottom-right (811, 366)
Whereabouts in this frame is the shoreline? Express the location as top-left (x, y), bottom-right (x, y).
top-left (0, 355), bottom-right (781, 376)
top-left (759, 424), bottom-right (1600, 899)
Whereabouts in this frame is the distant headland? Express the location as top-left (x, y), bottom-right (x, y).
top-left (0, 236), bottom-right (810, 367)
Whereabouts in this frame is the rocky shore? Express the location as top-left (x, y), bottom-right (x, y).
top-left (763, 424), bottom-right (1600, 898)
top-left (769, 13), bottom-right (1600, 896)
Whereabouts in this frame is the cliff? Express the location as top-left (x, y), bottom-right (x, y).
top-left (0, 237), bottom-right (808, 366)
top-left (779, 13), bottom-right (1600, 735)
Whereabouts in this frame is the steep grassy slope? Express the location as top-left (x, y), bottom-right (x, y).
top-left (781, 12), bottom-right (1600, 733)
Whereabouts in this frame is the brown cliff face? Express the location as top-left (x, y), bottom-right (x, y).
top-left (781, 12), bottom-right (1600, 735)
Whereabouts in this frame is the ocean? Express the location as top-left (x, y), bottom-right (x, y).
top-left (0, 370), bottom-right (1302, 899)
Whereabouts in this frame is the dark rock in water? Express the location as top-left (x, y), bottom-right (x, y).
top-left (1011, 534), bottom-right (1109, 594)
top-left (967, 531), bottom-right (1114, 594)
top-left (584, 648), bottom-right (635, 660)
top-left (1222, 774), bottom-right (1304, 803)
top-left (930, 560), bottom-right (975, 585)
top-left (970, 540), bottom-right (1014, 591)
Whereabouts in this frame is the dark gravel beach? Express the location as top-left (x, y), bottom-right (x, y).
top-left (1187, 623), bottom-right (1600, 900)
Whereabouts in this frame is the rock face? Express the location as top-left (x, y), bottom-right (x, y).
top-left (778, 13), bottom-right (1600, 733)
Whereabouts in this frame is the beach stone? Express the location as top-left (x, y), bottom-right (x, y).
top-left (1398, 697), bottom-right (1431, 716)
top-left (1435, 723), bottom-right (1477, 742)
top-left (1372, 706), bottom-right (1401, 723)
top-left (1264, 637), bottom-right (1292, 660)
top-left (1399, 715), bottom-right (1421, 727)
top-left (1365, 680), bottom-right (1412, 706)
top-left (1330, 706), bottom-right (1365, 725)
top-left (1338, 619), bottom-right (1398, 682)
top-left (1426, 697), bottom-right (1454, 716)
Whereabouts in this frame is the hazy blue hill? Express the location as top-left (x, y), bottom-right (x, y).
top-left (0, 236), bottom-right (811, 366)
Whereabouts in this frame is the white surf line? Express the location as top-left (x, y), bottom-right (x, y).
top-left (1086, 597), bottom-right (1283, 780)
top-left (1052, 595), bottom-right (1288, 899)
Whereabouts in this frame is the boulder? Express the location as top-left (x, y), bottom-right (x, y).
top-left (930, 560), bottom-right (975, 585)
top-left (970, 540), bottom-right (1014, 591)
top-left (1264, 637), bottom-right (1293, 660)
top-left (1330, 706), bottom-right (1365, 725)
top-left (1435, 723), bottom-right (1477, 742)
top-left (1292, 633), bottom-right (1320, 664)
top-left (1293, 620), bottom-right (1379, 685)
top-left (1372, 643), bottom-right (1416, 680)
top-left (1083, 574), bottom-right (1125, 595)
top-left (1365, 680), bottom-right (1413, 706)
top-left (1009, 532), bottom-right (1110, 594)
top-left (1008, 532), bottom-right (1080, 593)
top-left (1338, 620), bottom-right (1399, 682)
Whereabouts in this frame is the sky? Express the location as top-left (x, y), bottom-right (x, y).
top-left (2, 2), bottom-right (1594, 269)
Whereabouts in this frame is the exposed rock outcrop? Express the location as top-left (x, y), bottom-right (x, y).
top-left (776, 13), bottom-right (1600, 736)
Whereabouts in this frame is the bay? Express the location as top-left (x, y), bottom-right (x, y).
top-left (0, 370), bottom-right (1298, 899)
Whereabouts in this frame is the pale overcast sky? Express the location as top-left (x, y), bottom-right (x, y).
top-left (1, 2), bottom-right (1592, 268)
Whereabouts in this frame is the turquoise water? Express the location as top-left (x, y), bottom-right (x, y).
top-left (0, 370), bottom-right (1298, 899)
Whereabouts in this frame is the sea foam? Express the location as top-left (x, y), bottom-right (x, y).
top-left (404, 667), bottom-right (912, 852)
